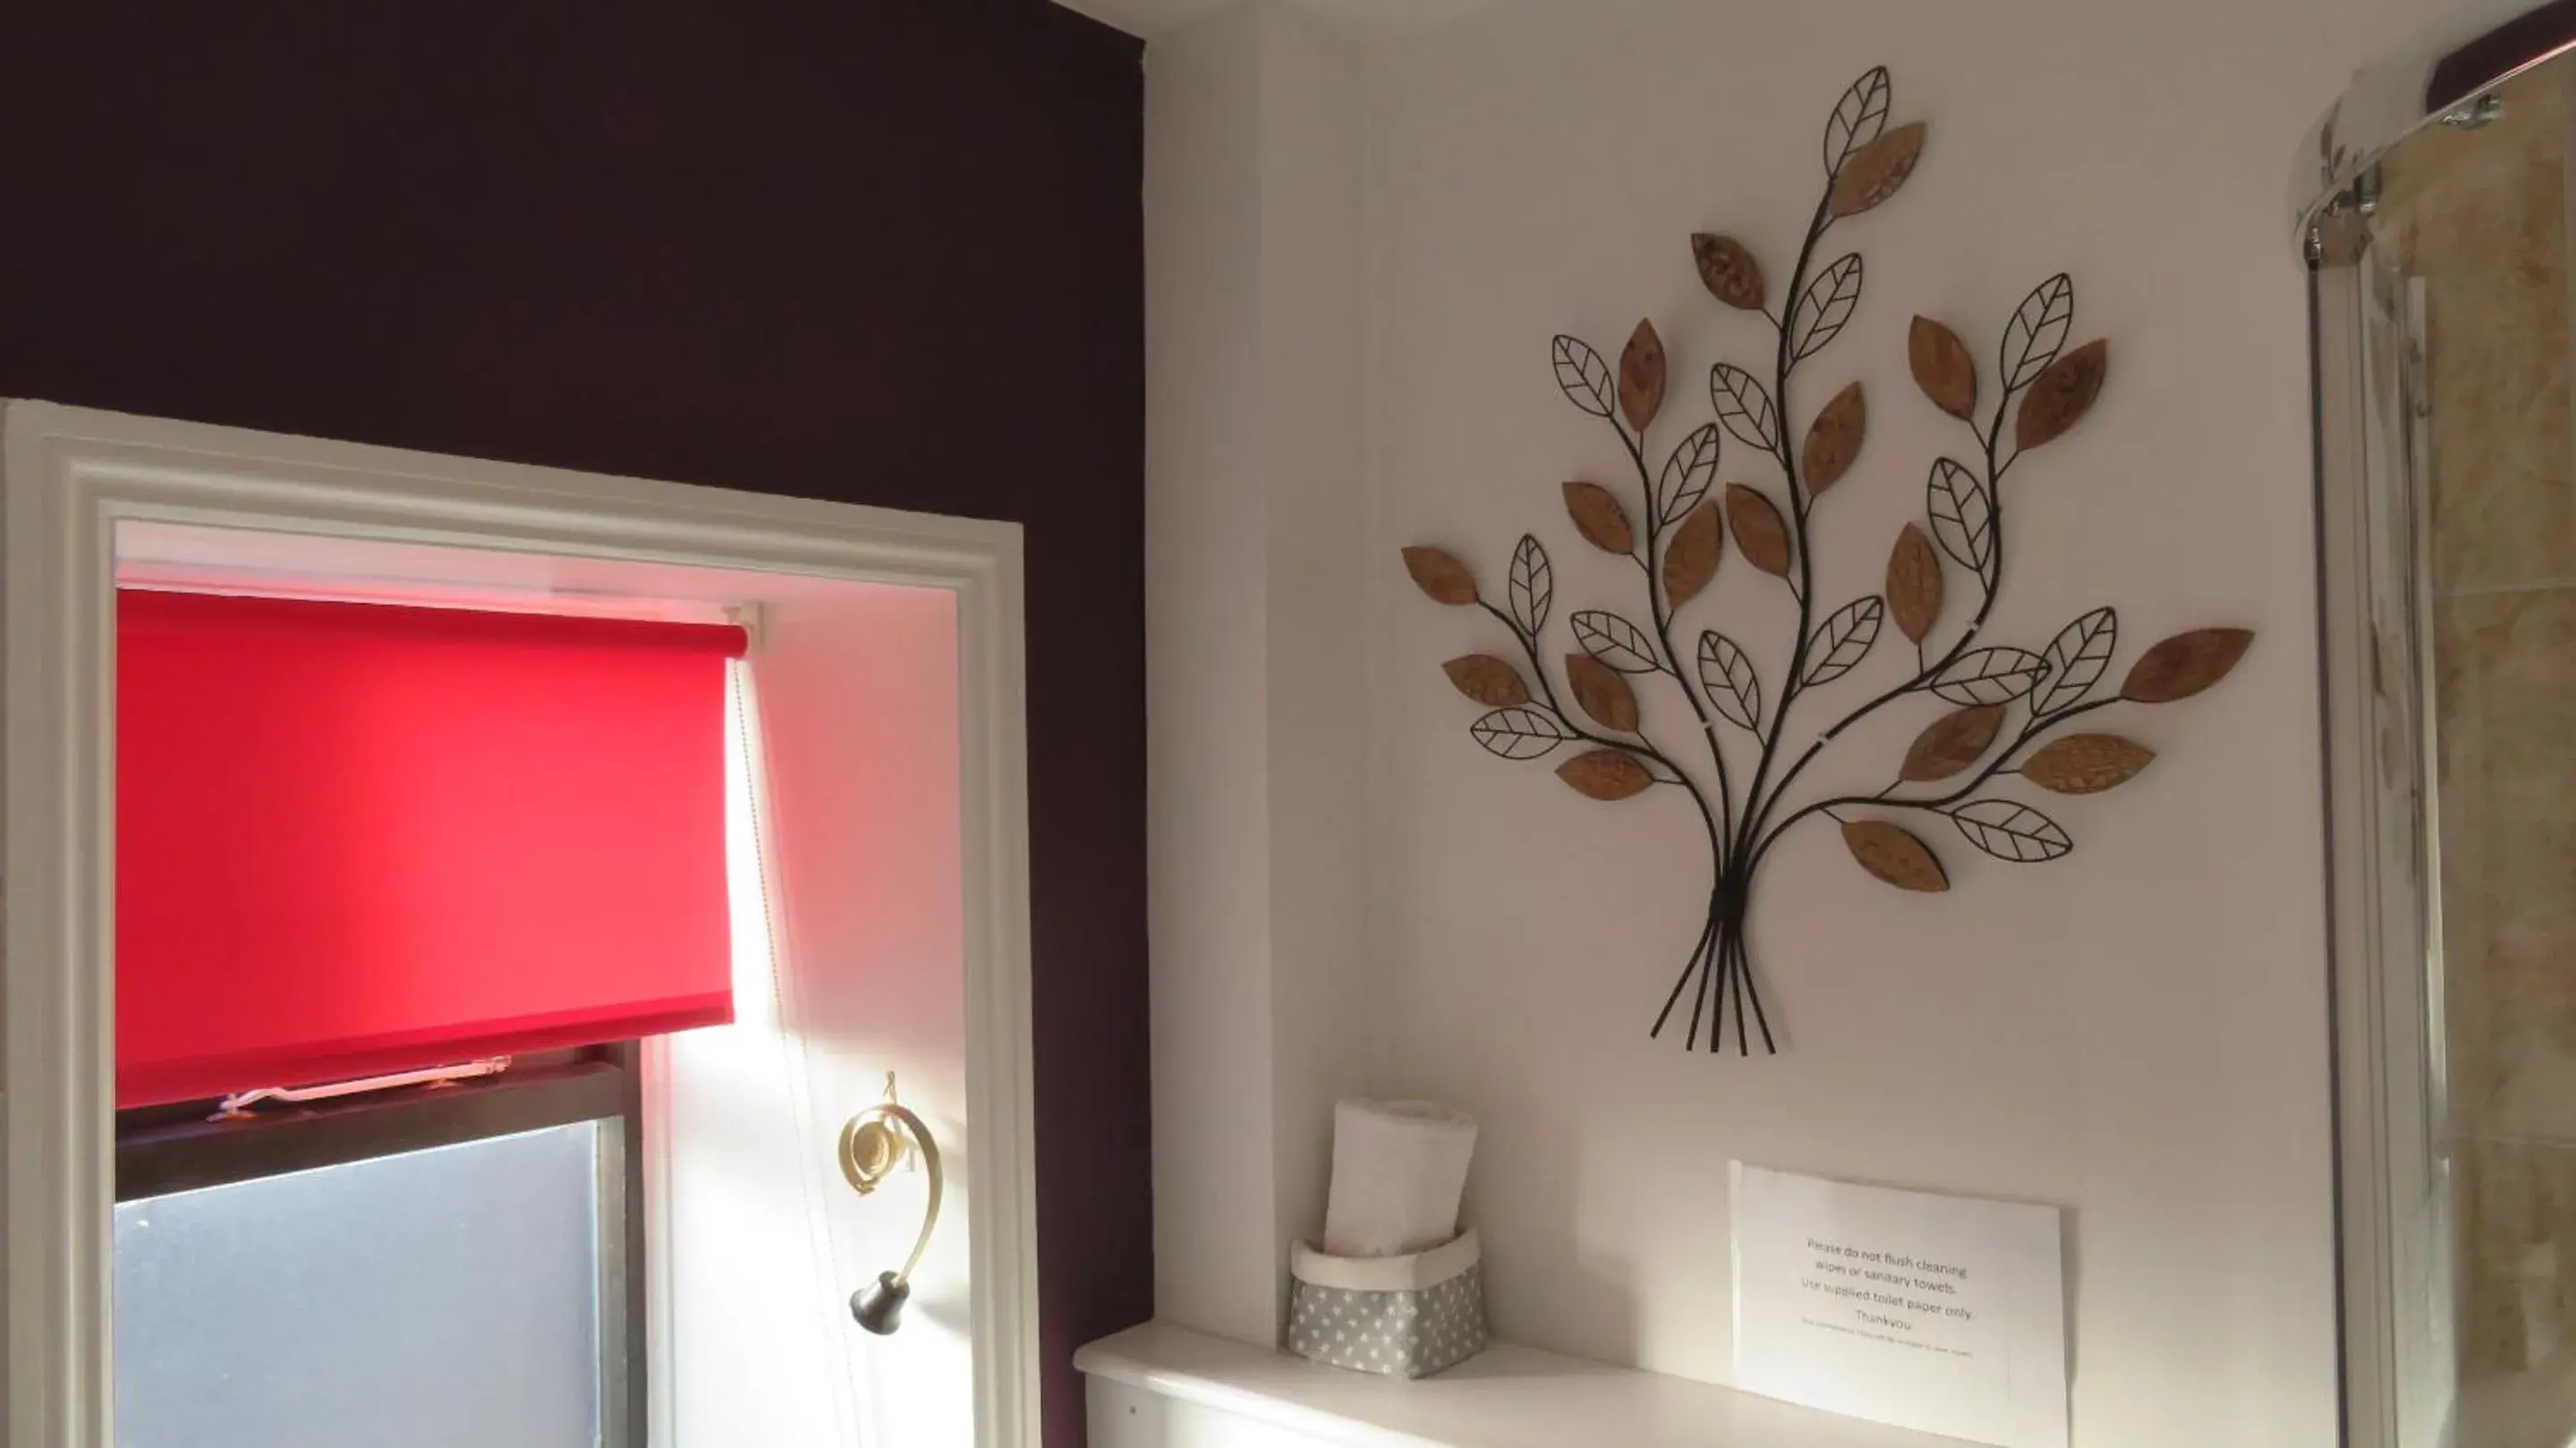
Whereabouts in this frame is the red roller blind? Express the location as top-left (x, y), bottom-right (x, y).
top-left (115, 591), bottom-right (745, 1108)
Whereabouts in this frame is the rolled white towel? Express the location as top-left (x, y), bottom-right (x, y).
top-left (1322, 1099), bottom-right (1477, 1259)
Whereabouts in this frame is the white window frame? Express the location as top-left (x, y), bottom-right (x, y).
top-left (0, 399), bottom-right (1041, 1448)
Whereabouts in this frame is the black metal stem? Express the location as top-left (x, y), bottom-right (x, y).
top-left (1740, 391), bottom-right (2018, 849)
top-left (1479, 591), bottom-right (1734, 1040)
top-left (1641, 161), bottom-right (1853, 1055)
top-left (1479, 601), bottom-right (1695, 784)
top-left (1664, 176), bottom-right (1837, 1056)
top-left (1727, 927), bottom-right (1751, 1056)
top-left (1726, 188), bottom-right (1839, 869)
top-left (1702, 916), bottom-right (1726, 1052)
top-left (1737, 929), bottom-right (1776, 1053)
top-left (1704, 889), bottom-right (1764, 1057)
top-left (1747, 695), bottom-right (2120, 876)
top-left (1616, 422), bottom-right (1738, 848)
top-left (1511, 415), bottom-right (1750, 1052)
top-left (1654, 902), bottom-right (1719, 1044)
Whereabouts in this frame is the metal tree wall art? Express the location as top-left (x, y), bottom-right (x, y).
top-left (1401, 66), bottom-right (2252, 1057)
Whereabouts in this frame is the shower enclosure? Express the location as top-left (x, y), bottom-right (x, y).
top-left (2306, 4), bottom-right (2576, 1445)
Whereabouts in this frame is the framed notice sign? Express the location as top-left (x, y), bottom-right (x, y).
top-left (1730, 1163), bottom-right (2067, 1448)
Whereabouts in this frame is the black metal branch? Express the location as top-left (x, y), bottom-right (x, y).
top-left (1747, 694), bottom-right (2121, 873)
top-left (1694, 915), bottom-right (1722, 1051)
top-left (1654, 157), bottom-right (1850, 1059)
top-left (1700, 901), bottom-right (1721, 1045)
top-left (1653, 904), bottom-right (1720, 1044)
top-left (1736, 931), bottom-right (1776, 1053)
top-left (1723, 186), bottom-right (1839, 871)
top-left (1478, 601), bottom-right (1724, 856)
top-left (1651, 889), bottom-right (1737, 1052)
top-left (1727, 928), bottom-right (1751, 1055)
top-left (1704, 933), bottom-right (1728, 1053)
top-left (1739, 365), bottom-right (2024, 849)
top-left (1614, 422), bottom-right (1738, 847)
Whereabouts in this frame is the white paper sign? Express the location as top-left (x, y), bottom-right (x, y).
top-left (1730, 1162), bottom-right (2066, 1448)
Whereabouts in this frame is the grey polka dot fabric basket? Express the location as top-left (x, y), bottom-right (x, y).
top-left (1288, 1229), bottom-right (1489, 1379)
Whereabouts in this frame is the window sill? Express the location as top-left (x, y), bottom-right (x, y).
top-left (1075, 1323), bottom-right (1960, 1448)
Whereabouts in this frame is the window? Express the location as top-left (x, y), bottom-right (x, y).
top-left (113, 1053), bottom-right (645, 1448)
top-left (0, 412), bottom-right (1033, 1448)
top-left (106, 588), bottom-right (748, 1448)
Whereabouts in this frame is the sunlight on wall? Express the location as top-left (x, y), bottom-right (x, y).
top-left (651, 667), bottom-right (860, 1444)
top-left (651, 586), bottom-right (975, 1448)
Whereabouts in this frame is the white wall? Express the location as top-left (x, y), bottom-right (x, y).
top-left (1147, 4), bottom-right (1284, 1346)
top-left (1252, 0), bottom-right (1373, 1339)
top-left (1350, 2), bottom-right (2440, 1445)
top-left (1139, 2), bottom-right (2515, 1444)
top-left (1148, 3), bottom-right (1374, 1347)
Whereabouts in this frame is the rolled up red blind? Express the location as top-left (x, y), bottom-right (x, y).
top-left (115, 591), bottom-right (745, 1108)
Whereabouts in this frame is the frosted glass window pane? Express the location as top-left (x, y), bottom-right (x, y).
top-left (114, 1120), bottom-right (605, 1448)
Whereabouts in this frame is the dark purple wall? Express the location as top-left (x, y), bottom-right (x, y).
top-left (0, 4), bottom-right (1148, 1444)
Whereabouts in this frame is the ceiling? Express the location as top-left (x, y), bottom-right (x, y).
top-left (1052, 0), bottom-right (1500, 38)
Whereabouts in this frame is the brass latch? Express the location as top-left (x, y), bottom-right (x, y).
top-left (838, 1072), bottom-right (943, 1335)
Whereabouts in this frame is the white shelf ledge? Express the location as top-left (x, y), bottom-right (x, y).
top-left (1075, 1323), bottom-right (1968, 1448)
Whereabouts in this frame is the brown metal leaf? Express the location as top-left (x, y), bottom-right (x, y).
top-left (2022, 733), bottom-right (2155, 794)
top-left (1442, 654), bottom-right (1529, 708)
top-left (2121, 627), bottom-right (2253, 703)
top-left (1900, 704), bottom-right (2005, 782)
top-left (1801, 381), bottom-right (1866, 495)
top-left (1620, 319), bottom-right (1667, 431)
top-left (1565, 652), bottom-right (1640, 732)
top-left (1662, 500), bottom-right (1722, 607)
top-left (1886, 524), bottom-right (1943, 644)
top-left (1558, 748), bottom-right (1654, 802)
top-left (1725, 483), bottom-right (1790, 577)
top-left (1563, 481), bottom-right (1636, 555)
top-left (1691, 234), bottom-right (1765, 310)
top-left (1908, 316), bottom-right (1977, 421)
top-left (2014, 338), bottom-right (2107, 451)
top-left (1841, 818), bottom-right (1950, 892)
top-left (1402, 546), bottom-right (1477, 606)
top-left (1828, 120), bottom-right (1926, 218)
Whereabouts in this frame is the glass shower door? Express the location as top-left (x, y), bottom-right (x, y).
top-left (2308, 25), bottom-right (2576, 1448)
top-left (2316, 163), bottom-right (2455, 1448)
